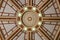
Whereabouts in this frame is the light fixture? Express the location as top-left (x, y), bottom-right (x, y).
top-left (18, 12), bottom-right (22, 17)
top-left (23, 27), bottom-right (27, 31)
top-left (32, 7), bottom-right (36, 11)
top-left (38, 21), bottom-right (42, 26)
top-left (24, 7), bottom-right (28, 11)
top-left (18, 21), bottom-right (22, 25)
top-left (38, 13), bottom-right (42, 17)
top-left (32, 27), bottom-right (36, 31)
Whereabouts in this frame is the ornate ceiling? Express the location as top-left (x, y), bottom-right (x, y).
top-left (0, 0), bottom-right (60, 40)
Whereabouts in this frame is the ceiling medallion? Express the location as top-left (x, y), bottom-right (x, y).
top-left (17, 6), bottom-right (42, 31)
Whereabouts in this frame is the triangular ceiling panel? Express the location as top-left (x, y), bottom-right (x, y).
top-left (35, 0), bottom-right (41, 5)
top-left (17, 33), bottom-right (24, 40)
top-left (4, 4), bottom-right (15, 13)
top-left (43, 24), bottom-right (55, 33)
top-left (4, 24), bottom-right (16, 32)
top-left (19, 0), bottom-right (25, 4)
top-left (44, 5), bottom-right (56, 14)
top-left (35, 33), bottom-right (42, 40)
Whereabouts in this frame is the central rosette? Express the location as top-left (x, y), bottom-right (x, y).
top-left (17, 6), bottom-right (42, 31)
top-left (21, 11), bottom-right (39, 27)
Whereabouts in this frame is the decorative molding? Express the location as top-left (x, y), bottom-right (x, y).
top-left (0, 27), bottom-right (5, 40)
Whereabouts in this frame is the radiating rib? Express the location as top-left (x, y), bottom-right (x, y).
top-left (0, 16), bottom-right (16, 22)
top-left (37, 0), bottom-right (48, 10)
top-left (42, 17), bottom-right (60, 22)
top-left (9, 0), bottom-right (22, 11)
top-left (56, 0), bottom-right (60, 11)
top-left (54, 26), bottom-right (60, 40)
top-left (24, 31), bottom-right (35, 40)
top-left (37, 27), bottom-right (53, 40)
top-left (0, 27), bottom-right (5, 40)
top-left (0, 0), bottom-right (3, 8)
top-left (38, 0), bottom-right (52, 11)
top-left (26, 0), bottom-right (33, 6)
top-left (6, 28), bottom-right (22, 40)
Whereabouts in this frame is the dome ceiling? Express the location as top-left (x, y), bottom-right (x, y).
top-left (0, 0), bottom-right (60, 40)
